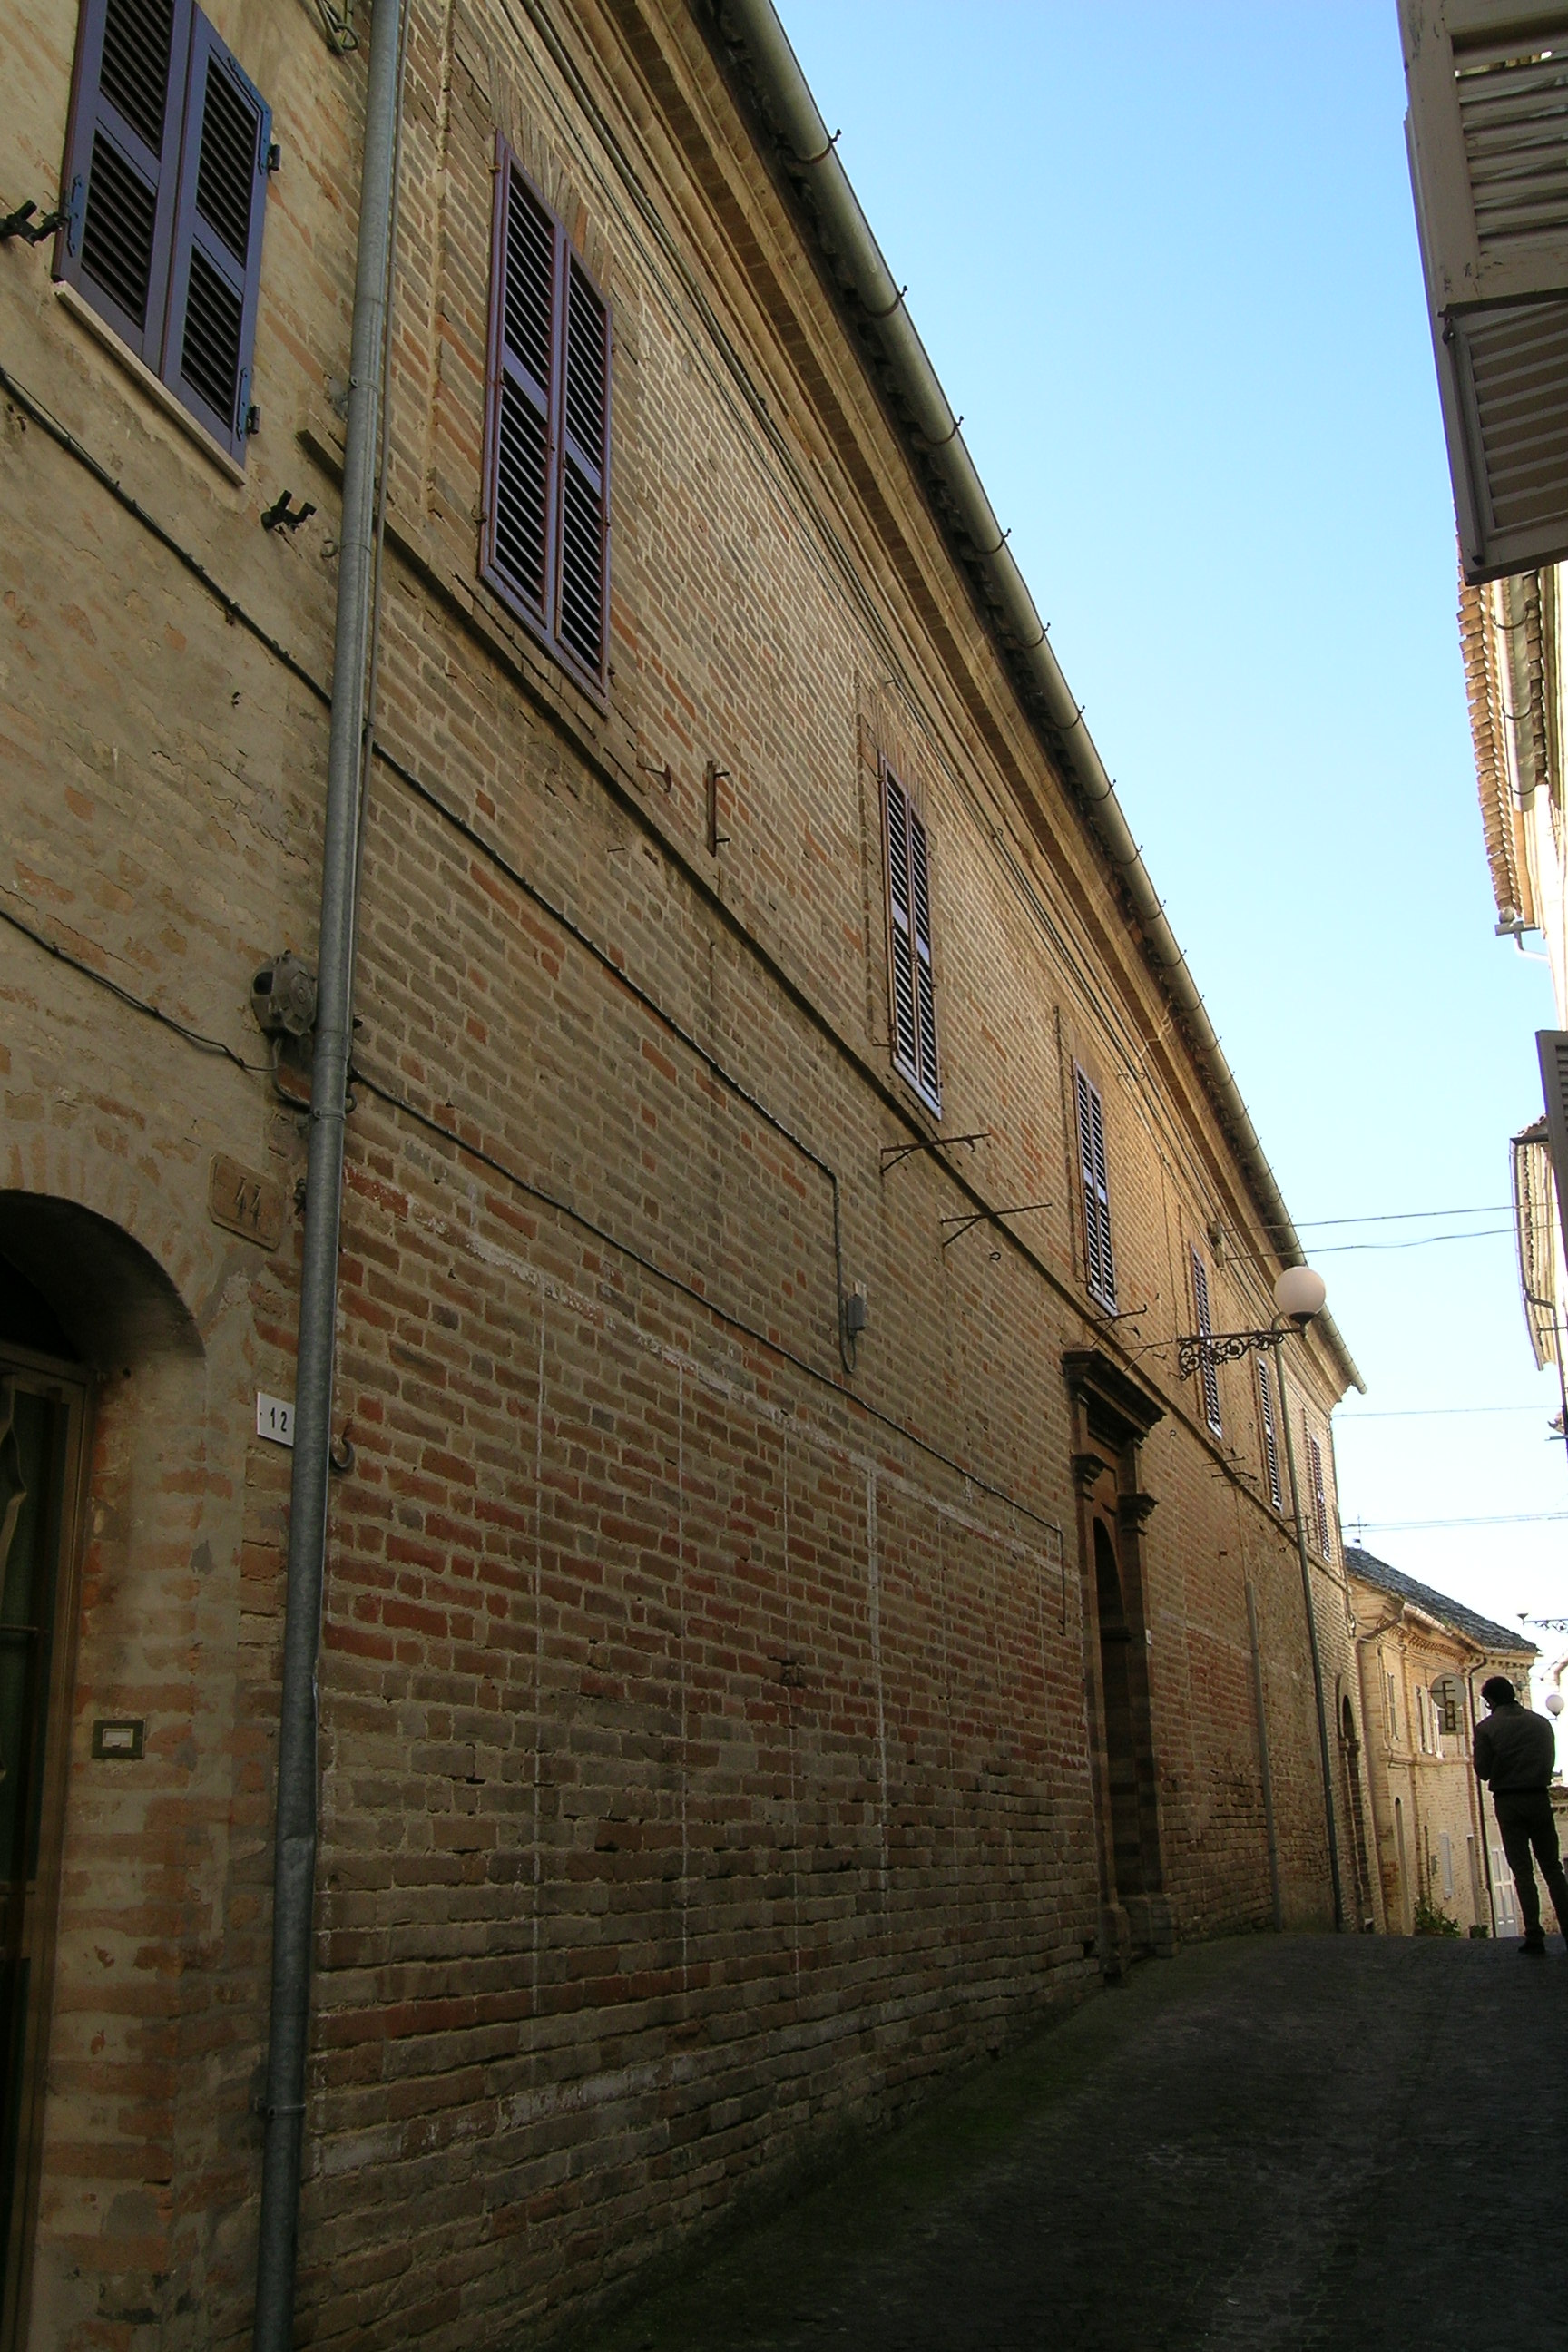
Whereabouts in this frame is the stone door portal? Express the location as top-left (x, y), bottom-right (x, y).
top-left (0, 1359), bottom-right (86, 2352)
top-left (1063, 1348), bottom-right (1171, 1976)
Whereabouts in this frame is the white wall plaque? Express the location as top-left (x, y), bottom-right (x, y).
top-left (256, 1392), bottom-right (296, 1447)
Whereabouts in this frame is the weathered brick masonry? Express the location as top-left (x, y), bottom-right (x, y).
top-left (0, 3), bottom-right (1362, 2347)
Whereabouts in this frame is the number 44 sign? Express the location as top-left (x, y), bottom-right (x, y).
top-left (256, 1392), bottom-right (295, 1448)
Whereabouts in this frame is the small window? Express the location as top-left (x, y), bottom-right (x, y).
top-left (1307, 1428), bottom-right (1333, 1560)
top-left (1386, 1670), bottom-right (1398, 1743)
top-left (58, 0), bottom-right (271, 465)
top-left (1189, 1245), bottom-right (1221, 1436)
top-left (481, 138), bottom-right (612, 697)
top-left (880, 761), bottom-right (940, 1113)
top-left (1073, 1067), bottom-right (1116, 1313)
top-left (1256, 1355), bottom-right (1283, 1512)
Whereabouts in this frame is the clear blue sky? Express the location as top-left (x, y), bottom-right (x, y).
top-left (779, 1), bottom-right (1565, 1651)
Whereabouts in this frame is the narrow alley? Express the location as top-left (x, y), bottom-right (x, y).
top-left (583, 1934), bottom-right (1568, 2352)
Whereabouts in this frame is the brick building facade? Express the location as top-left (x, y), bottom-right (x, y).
top-left (1346, 1545), bottom-right (1539, 1938)
top-left (1, 4), bottom-right (1363, 2345)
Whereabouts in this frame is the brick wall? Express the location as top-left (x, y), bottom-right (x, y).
top-left (0, 4), bottom-right (1362, 2346)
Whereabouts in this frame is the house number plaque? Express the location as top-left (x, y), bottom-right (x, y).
top-left (208, 1152), bottom-right (284, 1250)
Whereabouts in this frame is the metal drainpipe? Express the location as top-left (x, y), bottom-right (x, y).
top-left (252, 3), bottom-right (407, 2343)
top-left (1244, 1578), bottom-right (1283, 1932)
top-left (1273, 1332), bottom-right (1345, 1932)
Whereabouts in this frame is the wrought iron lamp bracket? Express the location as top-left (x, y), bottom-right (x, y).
top-left (1174, 1328), bottom-right (1279, 1380)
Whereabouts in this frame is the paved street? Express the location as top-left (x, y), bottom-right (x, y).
top-left (580, 1934), bottom-right (1568, 2352)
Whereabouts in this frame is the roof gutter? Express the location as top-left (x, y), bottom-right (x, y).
top-left (708, 0), bottom-right (1362, 1394)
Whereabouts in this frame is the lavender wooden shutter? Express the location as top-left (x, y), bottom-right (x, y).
top-left (483, 146), bottom-right (560, 631)
top-left (883, 766), bottom-right (920, 1082)
top-left (906, 802), bottom-right (940, 1109)
top-left (1256, 1355), bottom-right (1282, 1511)
top-left (1190, 1247), bottom-right (1221, 1436)
top-left (162, 12), bottom-right (269, 459)
top-left (1075, 1068), bottom-right (1116, 1312)
top-left (556, 251), bottom-right (611, 681)
top-left (58, 0), bottom-right (193, 368)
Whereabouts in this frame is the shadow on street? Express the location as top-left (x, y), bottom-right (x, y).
top-left (575, 1933), bottom-right (1568, 2352)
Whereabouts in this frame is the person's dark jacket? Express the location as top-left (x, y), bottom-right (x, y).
top-left (1474, 1701), bottom-right (1556, 1792)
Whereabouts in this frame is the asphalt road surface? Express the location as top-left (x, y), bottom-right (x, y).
top-left (576, 1932), bottom-right (1568, 2352)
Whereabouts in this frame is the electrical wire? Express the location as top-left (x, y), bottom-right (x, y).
top-left (1337, 1405), bottom-right (1546, 1420)
top-left (1346, 1512), bottom-right (1568, 1532)
top-left (0, 890), bottom-right (266, 1077)
top-left (1308, 1227), bottom-right (1514, 1254)
top-left (1289, 1203), bottom-right (1512, 1229)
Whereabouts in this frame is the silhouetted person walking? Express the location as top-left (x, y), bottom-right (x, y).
top-left (1474, 1675), bottom-right (1568, 1954)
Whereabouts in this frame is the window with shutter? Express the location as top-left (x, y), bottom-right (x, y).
top-left (1073, 1066), bottom-right (1116, 1314)
top-left (1307, 1427), bottom-right (1332, 1560)
top-left (880, 762), bottom-right (940, 1113)
top-left (481, 140), bottom-right (612, 697)
top-left (1189, 1245), bottom-right (1222, 1436)
top-left (58, 0), bottom-right (270, 465)
top-left (1256, 1354), bottom-right (1283, 1512)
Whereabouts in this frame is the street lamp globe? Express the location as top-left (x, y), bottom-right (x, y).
top-left (1274, 1264), bottom-right (1327, 1328)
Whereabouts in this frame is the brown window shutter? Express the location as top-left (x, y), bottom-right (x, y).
top-left (1074, 1066), bottom-right (1116, 1313)
top-left (1190, 1245), bottom-right (1222, 1436)
top-left (1308, 1428), bottom-right (1332, 1559)
top-left (882, 763), bottom-right (939, 1113)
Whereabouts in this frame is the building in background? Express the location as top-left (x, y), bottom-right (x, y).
top-left (1399, 2), bottom-right (1568, 1407)
top-left (1347, 1544), bottom-right (1540, 1935)
top-left (1, 4), bottom-right (1362, 2346)
top-left (1461, 565), bottom-right (1568, 1401)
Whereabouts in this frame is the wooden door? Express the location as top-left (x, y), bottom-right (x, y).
top-left (0, 1361), bottom-right (87, 2352)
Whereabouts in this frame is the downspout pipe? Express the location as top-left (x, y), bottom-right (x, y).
top-left (253, 4), bottom-right (406, 2344)
top-left (714, 0), bottom-right (1361, 1397)
top-left (1274, 1328), bottom-right (1346, 1931)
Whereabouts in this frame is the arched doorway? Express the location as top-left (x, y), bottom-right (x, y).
top-left (0, 1270), bottom-right (89, 2349)
top-left (0, 1192), bottom-right (203, 2352)
top-left (1063, 1348), bottom-right (1170, 1975)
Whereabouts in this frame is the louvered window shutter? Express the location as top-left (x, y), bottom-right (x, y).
top-left (1539, 1029), bottom-right (1568, 1262)
top-left (486, 157), bottom-right (559, 629)
top-left (1257, 1356), bottom-right (1283, 1512)
top-left (1190, 1246), bottom-right (1222, 1436)
top-left (558, 256), bottom-right (611, 677)
top-left (60, 0), bottom-right (193, 368)
top-left (162, 11), bottom-right (269, 460)
top-left (1074, 1067), bottom-right (1117, 1313)
top-left (882, 765), bottom-right (940, 1112)
top-left (58, 0), bottom-right (269, 465)
top-left (482, 142), bottom-right (611, 691)
top-left (1308, 1429), bottom-right (1332, 1559)
top-left (1400, 1), bottom-right (1568, 579)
